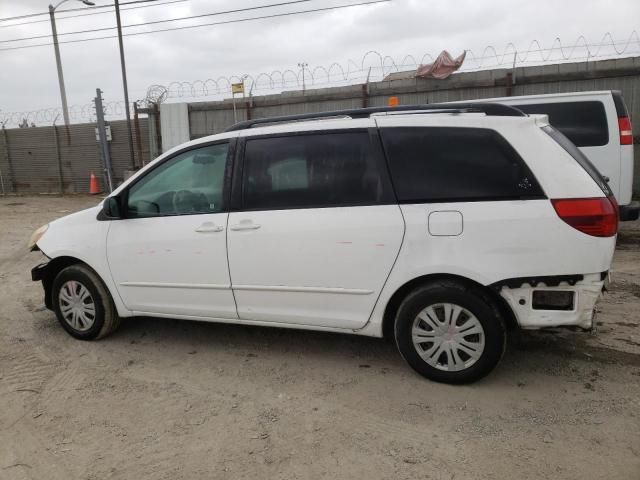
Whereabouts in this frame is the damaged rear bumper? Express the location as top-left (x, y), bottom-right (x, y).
top-left (492, 272), bottom-right (607, 330)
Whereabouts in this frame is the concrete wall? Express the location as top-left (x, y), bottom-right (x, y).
top-left (185, 57), bottom-right (640, 196)
top-left (0, 119), bottom-right (149, 195)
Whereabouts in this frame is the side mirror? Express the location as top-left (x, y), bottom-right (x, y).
top-left (103, 196), bottom-right (122, 219)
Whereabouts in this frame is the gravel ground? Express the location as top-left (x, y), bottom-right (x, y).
top-left (1, 195), bottom-right (639, 480)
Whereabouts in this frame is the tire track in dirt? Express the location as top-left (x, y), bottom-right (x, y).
top-left (38, 363), bottom-right (86, 408)
top-left (2, 352), bottom-right (57, 395)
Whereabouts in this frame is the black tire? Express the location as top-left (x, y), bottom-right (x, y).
top-left (51, 264), bottom-right (121, 340)
top-left (394, 280), bottom-right (506, 384)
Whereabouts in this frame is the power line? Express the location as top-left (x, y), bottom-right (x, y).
top-left (0, 0), bottom-right (391, 52)
top-left (0, 0), bottom-right (189, 29)
top-left (0, 0), bottom-right (315, 43)
top-left (0, 0), bottom-right (163, 23)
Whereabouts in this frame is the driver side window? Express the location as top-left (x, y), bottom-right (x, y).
top-left (127, 143), bottom-right (229, 217)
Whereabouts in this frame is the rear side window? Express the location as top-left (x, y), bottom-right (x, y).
top-left (514, 101), bottom-right (608, 147)
top-left (542, 125), bottom-right (613, 196)
top-left (380, 127), bottom-right (544, 203)
top-left (242, 131), bottom-right (393, 210)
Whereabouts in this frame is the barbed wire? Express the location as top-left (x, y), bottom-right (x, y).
top-left (161, 30), bottom-right (640, 99)
top-left (2, 30), bottom-right (639, 127)
top-left (468, 30), bottom-right (640, 69)
top-left (0, 101), bottom-right (131, 127)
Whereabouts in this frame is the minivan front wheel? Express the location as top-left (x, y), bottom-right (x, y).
top-left (52, 264), bottom-right (121, 340)
top-left (394, 281), bottom-right (506, 384)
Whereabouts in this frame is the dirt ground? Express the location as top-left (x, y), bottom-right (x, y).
top-left (1, 195), bottom-right (639, 480)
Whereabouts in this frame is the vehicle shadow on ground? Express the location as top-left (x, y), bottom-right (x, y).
top-left (115, 315), bottom-right (401, 366)
top-left (105, 315), bottom-right (621, 383)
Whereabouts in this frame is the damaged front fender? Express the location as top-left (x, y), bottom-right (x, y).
top-left (31, 261), bottom-right (55, 310)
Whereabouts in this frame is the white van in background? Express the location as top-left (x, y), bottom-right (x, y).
top-left (464, 91), bottom-right (638, 221)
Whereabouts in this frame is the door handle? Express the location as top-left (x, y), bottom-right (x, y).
top-left (230, 221), bottom-right (261, 231)
top-left (195, 222), bottom-right (224, 233)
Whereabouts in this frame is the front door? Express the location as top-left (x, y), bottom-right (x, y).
top-left (107, 141), bottom-right (237, 319)
top-left (227, 127), bottom-right (404, 329)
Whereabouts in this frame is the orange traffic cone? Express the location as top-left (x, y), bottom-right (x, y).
top-left (89, 172), bottom-right (101, 194)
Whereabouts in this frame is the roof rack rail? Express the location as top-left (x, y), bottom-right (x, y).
top-left (224, 102), bottom-right (526, 132)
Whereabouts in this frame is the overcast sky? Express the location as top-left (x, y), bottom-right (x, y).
top-left (0, 0), bottom-right (638, 124)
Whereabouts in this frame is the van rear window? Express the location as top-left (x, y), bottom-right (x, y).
top-left (515, 101), bottom-right (608, 147)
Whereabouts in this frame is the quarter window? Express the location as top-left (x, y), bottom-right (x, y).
top-left (514, 101), bottom-right (608, 147)
top-left (127, 143), bottom-right (229, 217)
top-left (242, 132), bottom-right (392, 210)
top-left (542, 125), bottom-right (612, 196)
top-left (381, 127), bottom-right (544, 203)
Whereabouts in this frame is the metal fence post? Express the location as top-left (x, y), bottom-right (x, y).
top-left (0, 123), bottom-right (5, 196)
top-left (95, 89), bottom-right (114, 192)
top-left (53, 118), bottom-right (64, 194)
top-left (147, 106), bottom-right (158, 162)
top-left (1, 125), bottom-right (16, 193)
top-left (133, 101), bottom-right (144, 168)
top-left (0, 152), bottom-right (4, 196)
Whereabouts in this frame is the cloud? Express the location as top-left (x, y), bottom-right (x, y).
top-left (0, 0), bottom-right (637, 124)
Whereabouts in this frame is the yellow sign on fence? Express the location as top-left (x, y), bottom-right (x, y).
top-left (231, 82), bottom-right (245, 94)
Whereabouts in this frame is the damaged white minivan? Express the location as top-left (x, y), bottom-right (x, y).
top-left (30, 103), bottom-right (618, 383)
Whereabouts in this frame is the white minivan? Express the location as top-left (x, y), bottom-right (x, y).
top-left (30, 103), bottom-right (618, 383)
top-left (465, 90), bottom-right (638, 221)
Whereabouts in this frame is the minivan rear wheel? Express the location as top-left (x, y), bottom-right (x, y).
top-left (52, 264), bottom-right (121, 340)
top-left (394, 281), bottom-right (506, 384)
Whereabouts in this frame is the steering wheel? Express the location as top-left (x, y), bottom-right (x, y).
top-left (171, 190), bottom-right (195, 214)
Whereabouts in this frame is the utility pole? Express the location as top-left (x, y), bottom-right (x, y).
top-left (48, 0), bottom-right (95, 126)
top-left (114, 0), bottom-right (136, 170)
top-left (298, 62), bottom-right (308, 93)
top-left (49, 5), bottom-right (70, 126)
top-left (95, 89), bottom-right (114, 192)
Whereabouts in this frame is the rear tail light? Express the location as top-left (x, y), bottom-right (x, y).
top-left (551, 197), bottom-right (618, 237)
top-left (618, 116), bottom-right (633, 145)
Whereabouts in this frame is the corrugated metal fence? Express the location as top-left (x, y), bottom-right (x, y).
top-left (0, 119), bottom-right (149, 195)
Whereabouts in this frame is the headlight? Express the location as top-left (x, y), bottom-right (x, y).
top-left (28, 224), bottom-right (49, 251)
